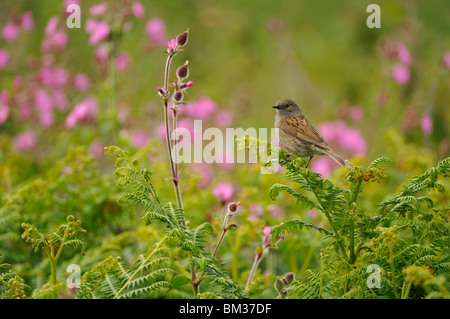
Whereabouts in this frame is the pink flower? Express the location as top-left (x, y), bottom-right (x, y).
top-left (42, 30), bottom-right (68, 53)
top-left (35, 89), bottom-right (54, 127)
top-left (38, 66), bottom-right (70, 89)
top-left (268, 204), bottom-right (283, 218)
top-left (250, 203), bottom-right (264, 216)
top-left (214, 110), bottom-right (233, 127)
top-left (95, 45), bottom-right (109, 63)
top-left (165, 39), bottom-right (177, 52)
top-left (2, 22), bottom-right (19, 42)
top-left (263, 226), bottom-right (271, 237)
top-left (130, 129), bottom-right (150, 147)
top-left (131, 2), bottom-right (145, 18)
top-left (21, 11), bottom-right (35, 32)
top-left (311, 156), bottom-right (333, 176)
top-left (52, 90), bottom-right (69, 111)
top-left (145, 18), bottom-right (167, 46)
top-left (420, 114), bottom-right (433, 136)
top-left (73, 73), bottom-right (90, 91)
top-left (157, 123), bottom-right (167, 141)
top-left (308, 209), bottom-right (318, 219)
top-left (391, 63), bottom-right (410, 85)
top-left (396, 43), bottom-right (411, 65)
top-left (443, 52), bottom-right (450, 70)
top-left (348, 105), bottom-right (363, 122)
top-left (89, 139), bottom-right (104, 159)
top-left (192, 163), bottom-right (213, 188)
top-left (0, 49), bottom-right (9, 69)
top-left (116, 52), bottom-right (130, 71)
top-left (13, 130), bottom-right (36, 152)
top-left (45, 17), bottom-right (59, 36)
top-left (184, 96), bottom-right (218, 120)
top-left (90, 3), bottom-right (108, 15)
top-left (318, 121), bottom-right (367, 155)
top-left (65, 0), bottom-right (80, 10)
top-left (0, 101), bottom-right (9, 125)
top-left (65, 97), bottom-right (97, 128)
top-left (212, 182), bottom-right (234, 202)
top-left (86, 19), bottom-right (110, 45)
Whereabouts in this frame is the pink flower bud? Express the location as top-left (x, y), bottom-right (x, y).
top-left (176, 28), bottom-right (189, 46)
top-left (176, 63), bottom-right (189, 79)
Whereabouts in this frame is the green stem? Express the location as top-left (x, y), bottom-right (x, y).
top-left (299, 217), bottom-right (326, 276)
top-left (245, 254), bottom-right (262, 291)
top-left (305, 177), bottom-right (348, 261)
top-left (389, 245), bottom-right (399, 299)
top-left (402, 280), bottom-right (413, 299)
top-left (114, 236), bottom-right (168, 299)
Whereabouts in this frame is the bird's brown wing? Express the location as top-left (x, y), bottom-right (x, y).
top-left (279, 114), bottom-right (330, 149)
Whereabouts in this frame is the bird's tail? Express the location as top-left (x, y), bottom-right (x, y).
top-left (323, 149), bottom-right (354, 170)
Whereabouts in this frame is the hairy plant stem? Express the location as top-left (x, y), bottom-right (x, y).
top-left (162, 53), bottom-right (185, 215)
top-left (114, 236), bottom-right (168, 299)
top-left (245, 254), bottom-right (262, 291)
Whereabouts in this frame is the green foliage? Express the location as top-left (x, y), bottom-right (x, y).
top-left (0, 256), bottom-right (31, 299)
top-left (102, 146), bottom-right (247, 299)
top-left (269, 155), bottom-right (450, 299)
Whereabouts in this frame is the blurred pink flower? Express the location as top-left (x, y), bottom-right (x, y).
top-left (2, 22), bottom-right (19, 42)
top-left (157, 123), bottom-right (167, 141)
top-left (52, 90), bottom-right (69, 111)
top-left (391, 63), bottom-right (410, 85)
top-left (0, 101), bottom-right (9, 125)
top-left (420, 114), bottom-right (433, 136)
top-left (35, 89), bottom-right (54, 127)
top-left (13, 130), bottom-right (36, 152)
top-left (130, 129), bottom-right (150, 147)
top-left (86, 19), bottom-right (110, 45)
top-left (212, 182), bottom-right (234, 202)
top-left (214, 110), bottom-right (233, 127)
top-left (308, 209), bottom-right (318, 219)
top-left (21, 11), bottom-right (35, 32)
top-left (311, 156), bottom-right (332, 176)
top-left (73, 73), bottom-right (91, 91)
top-left (132, 2), bottom-right (145, 18)
top-left (318, 120), bottom-right (367, 155)
top-left (45, 17), bottom-right (59, 36)
top-left (90, 3), bottom-right (108, 15)
top-left (116, 52), bottom-right (130, 71)
top-left (250, 203), bottom-right (264, 216)
top-left (95, 45), bottom-right (109, 63)
top-left (348, 105), bottom-right (363, 122)
top-left (89, 139), bottom-right (104, 159)
top-left (38, 66), bottom-right (70, 89)
top-left (184, 96), bottom-right (218, 120)
top-left (145, 17), bottom-right (167, 46)
top-left (263, 226), bottom-right (271, 237)
top-left (41, 30), bottom-right (68, 53)
top-left (192, 163), bottom-right (213, 188)
top-left (268, 204), bottom-right (283, 218)
top-left (13, 76), bottom-right (23, 90)
top-left (396, 43), bottom-right (411, 65)
top-left (443, 52), bottom-right (450, 70)
top-left (65, 0), bottom-right (80, 10)
top-left (65, 97), bottom-right (97, 128)
top-left (0, 49), bottom-right (9, 69)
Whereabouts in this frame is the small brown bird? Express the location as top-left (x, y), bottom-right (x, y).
top-left (273, 99), bottom-right (354, 170)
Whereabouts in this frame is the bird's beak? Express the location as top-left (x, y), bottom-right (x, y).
top-left (273, 105), bottom-right (281, 109)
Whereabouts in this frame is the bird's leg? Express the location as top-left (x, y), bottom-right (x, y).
top-left (305, 156), bottom-right (313, 169)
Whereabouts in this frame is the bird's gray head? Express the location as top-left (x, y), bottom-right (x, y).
top-left (273, 99), bottom-right (302, 118)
